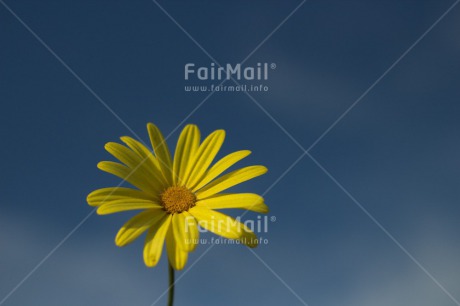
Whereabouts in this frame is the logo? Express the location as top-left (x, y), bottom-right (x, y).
top-left (185, 63), bottom-right (275, 81)
top-left (184, 62), bottom-right (276, 93)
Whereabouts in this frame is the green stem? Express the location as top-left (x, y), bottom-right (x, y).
top-left (167, 263), bottom-right (175, 306)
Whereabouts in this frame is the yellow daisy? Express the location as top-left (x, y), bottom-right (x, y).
top-left (87, 123), bottom-right (268, 270)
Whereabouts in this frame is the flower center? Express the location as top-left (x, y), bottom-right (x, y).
top-left (160, 186), bottom-right (196, 214)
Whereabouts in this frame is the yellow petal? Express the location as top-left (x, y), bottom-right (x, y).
top-left (192, 150), bottom-right (251, 191)
top-left (197, 193), bottom-right (268, 213)
top-left (189, 206), bottom-right (258, 248)
top-left (172, 212), bottom-right (199, 252)
top-left (105, 142), bottom-right (143, 170)
top-left (196, 165), bottom-right (267, 200)
top-left (120, 136), bottom-right (165, 185)
top-left (183, 211), bottom-right (199, 251)
top-left (186, 130), bottom-right (225, 188)
top-left (166, 226), bottom-right (188, 270)
top-left (97, 199), bottom-right (163, 215)
top-left (105, 142), bottom-right (164, 191)
top-left (173, 125), bottom-right (200, 185)
top-left (87, 187), bottom-right (154, 206)
top-left (97, 161), bottom-right (157, 196)
top-left (147, 123), bottom-right (173, 185)
top-left (143, 214), bottom-right (172, 267)
top-left (120, 136), bottom-right (161, 170)
top-left (115, 210), bottom-right (166, 247)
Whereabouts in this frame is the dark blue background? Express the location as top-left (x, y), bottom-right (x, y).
top-left (1, 0), bottom-right (459, 305)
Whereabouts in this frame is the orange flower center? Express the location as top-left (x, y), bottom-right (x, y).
top-left (160, 186), bottom-right (196, 214)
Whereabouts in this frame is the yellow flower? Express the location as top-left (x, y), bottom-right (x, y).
top-left (87, 123), bottom-right (268, 270)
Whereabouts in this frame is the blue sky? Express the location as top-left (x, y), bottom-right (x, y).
top-left (1, 0), bottom-right (460, 305)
